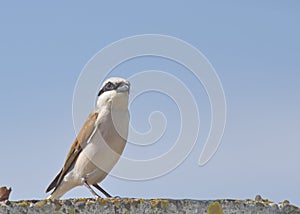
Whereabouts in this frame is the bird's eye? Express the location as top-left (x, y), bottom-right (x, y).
top-left (105, 82), bottom-right (115, 90)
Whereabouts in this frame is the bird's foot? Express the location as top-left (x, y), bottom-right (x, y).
top-left (82, 178), bottom-right (101, 199)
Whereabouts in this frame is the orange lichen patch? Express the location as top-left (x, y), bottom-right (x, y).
top-left (34, 200), bottom-right (47, 208)
top-left (86, 200), bottom-right (93, 206)
top-left (112, 198), bottom-right (121, 208)
top-left (123, 198), bottom-right (132, 204)
top-left (207, 202), bottom-right (223, 214)
top-left (150, 199), bottom-right (159, 207)
top-left (133, 198), bottom-right (144, 205)
top-left (97, 197), bottom-right (108, 205)
top-left (149, 199), bottom-right (170, 208)
top-left (160, 199), bottom-right (170, 208)
top-left (262, 198), bottom-right (275, 204)
top-left (18, 201), bottom-right (29, 207)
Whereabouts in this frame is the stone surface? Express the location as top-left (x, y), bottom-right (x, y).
top-left (0, 198), bottom-right (299, 214)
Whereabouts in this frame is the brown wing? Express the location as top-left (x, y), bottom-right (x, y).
top-left (46, 112), bottom-right (99, 193)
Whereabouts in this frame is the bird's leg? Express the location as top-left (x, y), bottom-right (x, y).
top-left (92, 183), bottom-right (112, 198)
top-left (81, 178), bottom-right (100, 199)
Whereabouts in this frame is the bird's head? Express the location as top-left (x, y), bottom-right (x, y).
top-left (96, 77), bottom-right (130, 110)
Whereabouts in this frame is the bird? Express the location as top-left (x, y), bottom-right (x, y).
top-left (46, 77), bottom-right (130, 199)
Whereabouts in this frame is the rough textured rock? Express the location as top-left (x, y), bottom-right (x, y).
top-left (0, 198), bottom-right (299, 214)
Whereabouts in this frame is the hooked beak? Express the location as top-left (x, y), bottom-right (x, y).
top-left (117, 82), bottom-right (130, 93)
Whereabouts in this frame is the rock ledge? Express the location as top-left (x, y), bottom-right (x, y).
top-left (0, 198), bottom-right (299, 214)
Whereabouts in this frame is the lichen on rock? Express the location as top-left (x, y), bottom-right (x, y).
top-left (0, 198), bottom-right (299, 214)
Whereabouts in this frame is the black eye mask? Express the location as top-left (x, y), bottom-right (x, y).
top-left (97, 81), bottom-right (119, 96)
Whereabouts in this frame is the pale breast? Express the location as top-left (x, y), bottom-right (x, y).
top-left (73, 109), bottom-right (129, 183)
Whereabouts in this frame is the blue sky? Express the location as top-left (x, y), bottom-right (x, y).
top-left (0, 1), bottom-right (299, 206)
